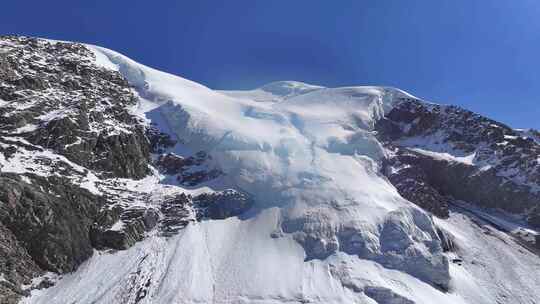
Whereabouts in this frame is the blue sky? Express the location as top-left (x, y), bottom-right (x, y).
top-left (2, 1), bottom-right (540, 128)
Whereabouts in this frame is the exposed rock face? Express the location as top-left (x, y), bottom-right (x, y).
top-left (0, 36), bottom-right (151, 179)
top-left (0, 36), bottom-right (153, 301)
top-left (145, 125), bottom-right (177, 153)
top-left (0, 221), bottom-right (41, 303)
top-left (159, 193), bottom-right (196, 236)
top-left (159, 189), bottom-right (254, 236)
top-left (0, 173), bottom-right (101, 272)
top-left (155, 151), bottom-right (222, 186)
top-left (0, 36), bottom-right (254, 303)
top-left (376, 98), bottom-right (540, 226)
top-left (382, 150), bottom-right (450, 218)
top-left (194, 189), bottom-right (253, 220)
top-left (90, 206), bottom-right (159, 250)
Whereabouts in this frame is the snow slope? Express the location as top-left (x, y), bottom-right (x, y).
top-left (21, 45), bottom-right (540, 304)
top-left (219, 81), bottom-right (324, 103)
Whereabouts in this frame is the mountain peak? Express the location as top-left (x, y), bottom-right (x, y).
top-left (2, 36), bottom-right (540, 304)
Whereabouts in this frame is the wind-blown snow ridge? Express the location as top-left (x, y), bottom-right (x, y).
top-left (218, 81), bottom-right (323, 103)
top-left (22, 43), bottom-right (540, 304)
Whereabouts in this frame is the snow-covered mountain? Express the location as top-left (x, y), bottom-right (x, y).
top-left (0, 36), bottom-right (539, 304)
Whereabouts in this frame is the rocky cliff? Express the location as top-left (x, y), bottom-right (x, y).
top-left (0, 36), bottom-right (252, 303)
top-left (376, 98), bottom-right (540, 225)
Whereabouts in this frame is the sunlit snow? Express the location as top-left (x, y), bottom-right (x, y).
top-left (19, 45), bottom-right (540, 304)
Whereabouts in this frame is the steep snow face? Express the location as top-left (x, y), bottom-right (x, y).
top-left (22, 45), bottom-right (515, 304)
top-left (85, 46), bottom-right (447, 298)
top-left (22, 211), bottom-right (460, 304)
top-left (92, 46), bottom-right (415, 213)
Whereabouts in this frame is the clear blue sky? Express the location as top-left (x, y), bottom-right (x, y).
top-left (2, 1), bottom-right (539, 128)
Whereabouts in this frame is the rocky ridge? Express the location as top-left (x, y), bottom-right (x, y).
top-left (0, 36), bottom-right (252, 303)
top-left (376, 97), bottom-right (540, 246)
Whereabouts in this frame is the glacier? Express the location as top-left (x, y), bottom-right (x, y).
top-left (20, 44), bottom-right (540, 304)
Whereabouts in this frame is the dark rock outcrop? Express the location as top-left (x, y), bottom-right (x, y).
top-left (376, 99), bottom-right (540, 226)
top-left (0, 173), bottom-right (101, 273)
top-left (1, 36), bottom-right (151, 179)
top-left (0, 222), bottom-right (41, 303)
top-left (158, 190), bottom-right (254, 236)
top-left (146, 126), bottom-right (177, 153)
top-left (159, 193), bottom-right (195, 236)
top-left (194, 189), bottom-right (254, 220)
top-left (382, 150), bottom-right (450, 218)
top-left (156, 151), bottom-right (222, 186)
top-left (0, 36), bottom-right (156, 301)
top-left (90, 206), bottom-right (159, 250)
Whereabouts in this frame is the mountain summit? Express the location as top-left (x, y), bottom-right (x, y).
top-left (1, 36), bottom-right (539, 304)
